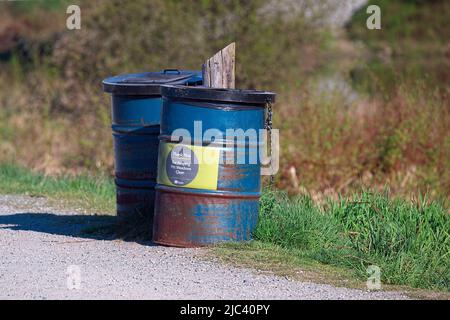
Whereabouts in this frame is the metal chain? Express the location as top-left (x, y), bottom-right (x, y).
top-left (264, 98), bottom-right (274, 187)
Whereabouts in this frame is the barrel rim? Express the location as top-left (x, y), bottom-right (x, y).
top-left (161, 85), bottom-right (276, 104)
top-left (102, 70), bottom-right (202, 95)
top-left (155, 184), bottom-right (261, 199)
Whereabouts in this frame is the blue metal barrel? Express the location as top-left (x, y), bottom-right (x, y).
top-left (102, 71), bottom-right (202, 228)
top-left (153, 85), bottom-right (276, 247)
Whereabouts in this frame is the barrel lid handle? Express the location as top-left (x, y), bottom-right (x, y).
top-left (163, 69), bottom-right (181, 75)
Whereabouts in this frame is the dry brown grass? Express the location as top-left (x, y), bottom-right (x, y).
top-left (3, 70), bottom-right (447, 199)
top-left (274, 83), bottom-right (449, 199)
top-left (0, 0), bottom-right (448, 200)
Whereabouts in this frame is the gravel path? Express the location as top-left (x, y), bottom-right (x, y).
top-left (0, 195), bottom-right (409, 300)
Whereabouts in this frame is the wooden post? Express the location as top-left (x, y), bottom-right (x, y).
top-left (202, 42), bottom-right (235, 89)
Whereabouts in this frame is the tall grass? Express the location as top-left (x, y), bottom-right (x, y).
top-left (0, 0), bottom-right (448, 199)
top-left (278, 82), bottom-right (449, 199)
top-left (0, 163), bottom-right (448, 290)
top-left (256, 188), bottom-right (449, 290)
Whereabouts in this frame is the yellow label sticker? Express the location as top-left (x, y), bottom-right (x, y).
top-left (157, 142), bottom-right (220, 190)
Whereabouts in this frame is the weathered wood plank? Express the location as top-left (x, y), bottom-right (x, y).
top-left (202, 43), bottom-right (235, 89)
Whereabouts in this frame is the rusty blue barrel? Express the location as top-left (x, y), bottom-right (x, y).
top-left (102, 71), bottom-right (202, 227)
top-left (153, 85), bottom-right (276, 247)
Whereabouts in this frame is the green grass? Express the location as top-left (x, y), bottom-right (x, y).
top-left (1, 163), bottom-right (448, 291)
top-left (8, 0), bottom-right (70, 13)
top-left (249, 188), bottom-right (449, 291)
top-left (0, 163), bottom-right (115, 213)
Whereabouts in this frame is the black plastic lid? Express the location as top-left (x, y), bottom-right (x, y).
top-left (102, 69), bottom-right (202, 95)
top-left (161, 85), bottom-right (276, 104)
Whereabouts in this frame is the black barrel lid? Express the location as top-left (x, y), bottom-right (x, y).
top-left (161, 85), bottom-right (276, 104)
top-left (102, 69), bottom-right (202, 95)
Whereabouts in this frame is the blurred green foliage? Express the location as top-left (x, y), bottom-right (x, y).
top-left (347, 0), bottom-right (449, 93)
top-left (9, 0), bottom-right (69, 13)
top-left (349, 0), bottom-right (449, 43)
top-left (52, 0), bottom-right (328, 89)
